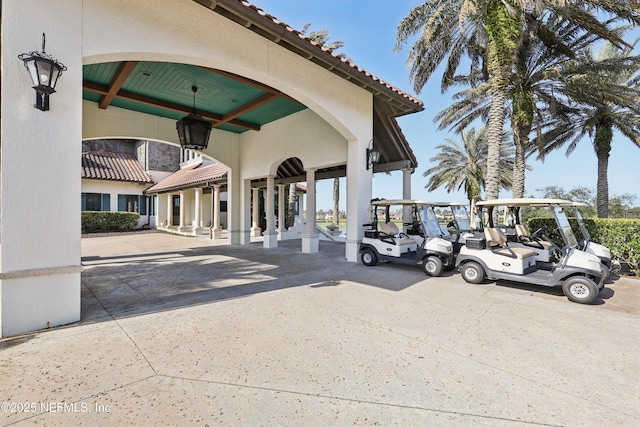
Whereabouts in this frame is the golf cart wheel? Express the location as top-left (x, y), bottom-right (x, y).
top-left (360, 248), bottom-right (378, 266)
top-left (460, 262), bottom-right (484, 284)
top-left (562, 276), bottom-right (599, 304)
top-left (601, 264), bottom-right (610, 285)
top-left (423, 256), bottom-right (443, 277)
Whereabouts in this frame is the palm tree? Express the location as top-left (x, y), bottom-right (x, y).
top-left (396, 1), bottom-right (640, 200)
top-left (424, 127), bottom-right (516, 203)
top-left (435, 16), bottom-right (605, 198)
top-left (539, 41), bottom-right (640, 217)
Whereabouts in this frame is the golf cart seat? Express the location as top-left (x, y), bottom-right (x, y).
top-left (377, 221), bottom-right (417, 247)
top-left (485, 227), bottom-right (538, 260)
top-left (514, 224), bottom-right (554, 250)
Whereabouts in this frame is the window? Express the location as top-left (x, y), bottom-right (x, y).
top-left (149, 195), bottom-right (157, 216)
top-left (118, 195), bottom-right (147, 215)
top-left (82, 193), bottom-right (110, 211)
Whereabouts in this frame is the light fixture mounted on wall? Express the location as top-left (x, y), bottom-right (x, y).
top-left (366, 140), bottom-right (381, 170)
top-left (176, 85), bottom-right (212, 151)
top-left (18, 33), bottom-right (67, 111)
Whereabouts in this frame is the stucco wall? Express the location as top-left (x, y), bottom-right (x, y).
top-left (240, 109), bottom-right (347, 178)
top-left (1, 0), bottom-right (84, 336)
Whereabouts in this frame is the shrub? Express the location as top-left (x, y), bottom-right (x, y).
top-left (527, 217), bottom-right (640, 276)
top-left (82, 211), bottom-right (140, 233)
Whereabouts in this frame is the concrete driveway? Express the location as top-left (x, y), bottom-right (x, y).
top-left (1, 232), bottom-right (639, 426)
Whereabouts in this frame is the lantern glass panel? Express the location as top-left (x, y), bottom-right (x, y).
top-left (24, 58), bottom-right (39, 88)
top-left (34, 57), bottom-right (56, 93)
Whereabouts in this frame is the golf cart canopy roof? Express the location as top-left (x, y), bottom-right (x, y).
top-left (370, 199), bottom-right (439, 207)
top-left (370, 199), bottom-right (464, 207)
top-left (475, 198), bottom-right (574, 208)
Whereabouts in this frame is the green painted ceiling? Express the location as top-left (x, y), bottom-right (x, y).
top-left (83, 61), bottom-right (307, 133)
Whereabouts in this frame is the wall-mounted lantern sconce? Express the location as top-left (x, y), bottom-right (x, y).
top-left (18, 33), bottom-right (67, 111)
top-left (176, 86), bottom-right (212, 151)
top-left (366, 141), bottom-right (381, 170)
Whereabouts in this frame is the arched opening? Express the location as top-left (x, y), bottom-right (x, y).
top-left (81, 137), bottom-right (230, 237)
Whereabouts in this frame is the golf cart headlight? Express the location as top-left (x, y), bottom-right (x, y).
top-left (588, 259), bottom-right (601, 272)
top-left (437, 244), bottom-right (452, 253)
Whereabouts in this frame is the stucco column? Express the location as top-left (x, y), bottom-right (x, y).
top-left (166, 193), bottom-right (173, 227)
top-left (263, 176), bottom-right (278, 248)
top-left (0, 2), bottom-right (83, 337)
top-left (213, 184), bottom-right (222, 239)
top-left (302, 168), bottom-right (319, 253)
top-left (178, 190), bottom-right (187, 232)
top-left (402, 167), bottom-right (413, 230)
top-left (193, 187), bottom-right (203, 235)
top-left (277, 184), bottom-right (286, 239)
top-left (250, 187), bottom-right (262, 237)
top-left (346, 138), bottom-right (374, 262)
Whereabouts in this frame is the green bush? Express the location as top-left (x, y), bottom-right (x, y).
top-left (82, 211), bottom-right (140, 233)
top-left (527, 217), bottom-right (640, 276)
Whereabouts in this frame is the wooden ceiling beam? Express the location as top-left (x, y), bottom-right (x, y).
top-left (220, 92), bottom-right (278, 123)
top-left (84, 81), bottom-right (261, 131)
top-left (201, 66), bottom-right (299, 103)
top-left (99, 61), bottom-right (139, 109)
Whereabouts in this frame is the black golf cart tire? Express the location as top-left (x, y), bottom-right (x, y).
top-left (601, 264), bottom-right (610, 285)
top-left (361, 248), bottom-right (378, 266)
top-left (562, 276), bottom-right (599, 304)
top-left (460, 262), bottom-right (484, 284)
top-left (423, 256), bottom-right (443, 277)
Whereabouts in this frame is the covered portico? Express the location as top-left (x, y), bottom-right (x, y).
top-left (0, 0), bottom-right (422, 336)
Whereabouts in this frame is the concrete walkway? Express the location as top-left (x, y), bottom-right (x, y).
top-left (1, 232), bottom-right (639, 426)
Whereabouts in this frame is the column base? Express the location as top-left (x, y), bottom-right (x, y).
top-left (212, 228), bottom-right (223, 239)
top-left (250, 227), bottom-right (262, 238)
top-left (345, 239), bottom-right (361, 262)
top-left (263, 231), bottom-right (278, 248)
top-left (1, 270), bottom-right (81, 337)
top-left (229, 230), bottom-right (249, 245)
top-left (302, 234), bottom-right (319, 253)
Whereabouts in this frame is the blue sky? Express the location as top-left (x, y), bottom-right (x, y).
top-left (253, 0), bottom-right (640, 210)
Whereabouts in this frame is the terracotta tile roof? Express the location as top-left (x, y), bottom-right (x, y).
top-left (82, 150), bottom-right (153, 183)
top-left (145, 163), bottom-right (229, 194)
top-left (217, 0), bottom-right (423, 112)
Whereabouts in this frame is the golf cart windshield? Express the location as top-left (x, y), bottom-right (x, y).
top-left (572, 207), bottom-right (591, 242)
top-left (553, 206), bottom-right (579, 248)
top-left (452, 205), bottom-right (471, 231)
top-left (419, 206), bottom-right (443, 237)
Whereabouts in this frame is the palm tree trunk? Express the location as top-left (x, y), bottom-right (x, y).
top-left (485, 87), bottom-right (508, 200)
top-left (332, 178), bottom-right (340, 226)
top-left (594, 123), bottom-right (612, 218)
top-left (286, 183), bottom-right (296, 227)
top-left (511, 109), bottom-right (531, 199)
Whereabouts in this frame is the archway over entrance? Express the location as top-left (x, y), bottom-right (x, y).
top-left (2, 0), bottom-right (422, 337)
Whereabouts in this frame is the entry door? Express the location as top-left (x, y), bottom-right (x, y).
top-left (172, 195), bottom-right (180, 225)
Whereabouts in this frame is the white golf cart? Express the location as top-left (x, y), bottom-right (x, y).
top-left (486, 198), bottom-right (614, 282)
top-left (567, 202), bottom-right (619, 275)
top-left (457, 198), bottom-right (605, 304)
top-left (481, 198), bottom-right (569, 269)
top-left (360, 199), bottom-right (454, 276)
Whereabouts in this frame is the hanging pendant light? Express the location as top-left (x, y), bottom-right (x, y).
top-left (176, 85), bottom-right (212, 150)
